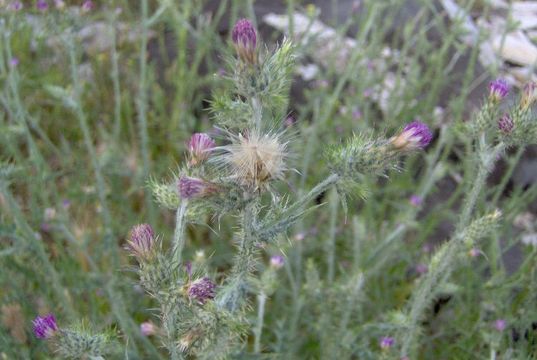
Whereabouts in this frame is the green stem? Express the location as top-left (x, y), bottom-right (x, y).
top-left (400, 143), bottom-right (505, 357)
top-left (137, 0), bottom-right (155, 224)
top-left (172, 201), bottom-right (188, 266)
top-left (254, 292), bottom-right (267, 353)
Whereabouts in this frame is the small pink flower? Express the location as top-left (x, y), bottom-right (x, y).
top-left (489, 79), bottom-right (509, 103)
top-left (494, 319), bottom-right (506, 332)
top-left (33, 314), bottom-right (58, 339)
top-left (270, 255), bottom-right (284, 269)
top-left (9, 57), bottom-right (19, 68)
top-left (36, 0), bottom-right (48, 11)
top-left (187, 133), bottom-right (215, 165)
top-left (380, 336), bottom-right (395, 349)
top-left (409, 195), bottom-right (423, 207)
top-left (140, 321), bottom-right (157, 336)
top-left (81, 0), bottom-right (94, 12)
top-left (415, 264), bottom-right (428, 275)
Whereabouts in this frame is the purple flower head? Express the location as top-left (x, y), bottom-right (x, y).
top-left (270, 255), bottom-right (285, 269)
top-left (488, 79), bottom-right (509, 103)
top-left (9, 57), bottom-right (19, 68)
top-left (36, 0), bottom-right (48, 11)
top-left (126, 224), bottom-right (155, 259)
top-left (81, 0), bottom-right (94, 12)
top-left (469, 248), bottom-right (481, 258)
top-left (188, 277), bottom-right (216, 304)
top-left (140, 321), bottom-right (156, 336)
top-left (498, 113), bottom-right (514, 134)
top-left (380, 336), bottom-right (395, 349)
top-left (187, 133), bottom-right (215, 165)
top-left (409, 195), bottom-right (423, 207)
top-left (494, 319), bottom-right (506, 332)
top-left (391, 121), bottom-right (433, 150)
top-left (521, 81), bottom-right (537, 110)
top-left (33, 314), bottom-right (58, 339)
top-left (178, 176), bottom-right (215, 199)
top-left (231, 19), bottom-right (257, 64)
top-left (9, 1), bottom-right (23, 11)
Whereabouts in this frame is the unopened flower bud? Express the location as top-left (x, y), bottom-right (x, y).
top-left (126, 224), bottom-right (155, 260)
top-left (178, 176), bottom-right (216, 199)
top-left (488, 79), bottom-right (509, 103)
top-left (270, 255), bottom-right (284, 269)
top-left (187, 133), bottom-right (215, 166)
top-left (390, 121), bottom-right (433, 151)
top-left (188, 277), bottom-right (216, 304)
top-left (498, 113), bottom-right (514, 134)
top-left (231, 19), bottom-right (257, 64)
top-left (33, 314), bottom-right (58, 339)
top-left (520, 82), bottom-right (537, 111)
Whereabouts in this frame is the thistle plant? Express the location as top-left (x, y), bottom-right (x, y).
top-left (398, 80), bottom-right (537, 358)
top-left (139, 18), bottom-right (433, 358)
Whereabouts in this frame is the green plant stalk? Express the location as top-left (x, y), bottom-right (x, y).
top-left (110, 10), bottom-right (123, 142)
top-left (253, 291), bottom-right (267, 353)
top-left (137, 0), bottom-right (156, 224)
top-left (66, 36), bottom-right (118, 266)
top-left (172, 201), bottom-right (188, 266)
top-left (327, 189), bottom-right (338, 283)
top-left (400, 142), bottom-right (505, 357)
top-left (0, 185), bottom-right (76, 319)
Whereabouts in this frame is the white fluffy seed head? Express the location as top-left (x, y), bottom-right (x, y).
top-left (218, 131), bottom-right (288, 191)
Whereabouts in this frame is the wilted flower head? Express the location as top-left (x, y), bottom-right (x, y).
top-left (390, 121), bottom-right (433, 151)
top-left (231, 19), bottom-right (257, 64)
top-left (488, 79), bottom-right (509, 103)
top-left (140, 321), bottom-right (156, 336)
top-left (36, 0), bottom-right (48, 11)
top-left (494, 319), bottom-right (506, 332)
top-left (379, 336), bottom-right (395, 349)
top-left (270, 255), bottom-right (285, 269)
top-left (126, 224), bottom-right (155, 260)
top-left (218, 132), bottom-right (288, 190)
top-left (521, 82), bottom-right (537, 110)
top-left (498, 113), bottom-right (514, 134)
top-left (188, 277), bottom-right (216, 304)
top-left (187, 133), bottom-right (215, 166)
top-left (33, 314), bottom-right (58, 339)
top-left (178, 176), bottom-right (216, 199)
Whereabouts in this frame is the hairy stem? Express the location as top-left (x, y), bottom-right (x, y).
top-left (400, 143), bottom-right (505, 356)
top-left (254, 292), bottom-right (267, 353)
top-left (172, 201), bottom-right (188, 266)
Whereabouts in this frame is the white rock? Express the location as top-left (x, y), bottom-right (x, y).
top-left (491, 30), bottom-right (537, 66)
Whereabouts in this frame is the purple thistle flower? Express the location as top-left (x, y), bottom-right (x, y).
top-left (488, 79), bottom-right (509, 103)
top-left (9, 1), bottom-right (23, 11)
top-left (494, 319), bottom-right (506, 332)
top-left (409, 195), bottom-right (423, 207)
top-left (391, 121), bottom-right (433, 150)
top-left (81, 0), bottom-right (93, 12)
top-left (270, 255), bottom-right (285, 269)
top-left (231, 19), bottom-right (257, 64)
top-left (126, 224), bottom-right (155, 259)
top-left (36, 0), bottom-right (48, 11)
top-left (379, 336), bottom-right (395, 349)
top-left (33, 314), bottom-right (58, 339)
top-left (187, 133), bottom-right (215, 165)
top-left (498, 113), bottom-right (514, 134)
top-left (188, 277), bottom-right (216, 304)
top-left (178, 176), bottom-right (215, 199)
top-left (521, 81), bottom-right (537, 110)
